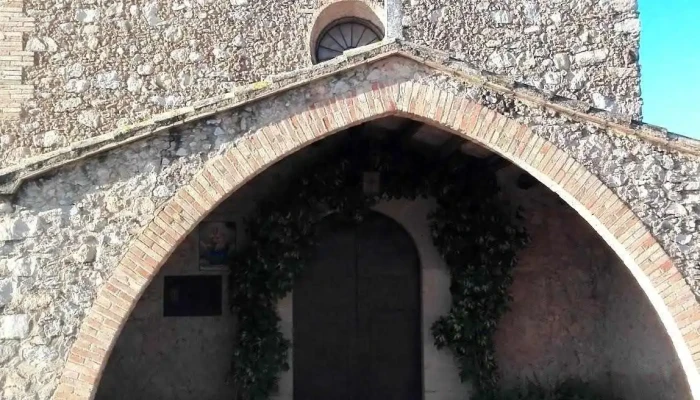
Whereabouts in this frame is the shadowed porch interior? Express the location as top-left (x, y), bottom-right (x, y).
top-left (94, 117), bottom-right (690, 400)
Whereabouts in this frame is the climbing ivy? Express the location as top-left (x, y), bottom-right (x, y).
top-left (228, 137), bottom-right (528, 399)
top-left (429, 162), bottom-right (527, 392)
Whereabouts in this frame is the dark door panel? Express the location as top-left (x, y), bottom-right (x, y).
top-left (366, 311), bottom-right (421, 400)
top-left (294, 212), bottom-right (421, 400)
top-left (293, 215), bottom-right (357, 400)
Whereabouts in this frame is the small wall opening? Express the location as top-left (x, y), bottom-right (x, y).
top-left (309, 0), bottom-right (385, 63)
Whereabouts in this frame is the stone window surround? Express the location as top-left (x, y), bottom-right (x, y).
top-left (307, 0), bottom-right (388, 63)
top-left (313, 16), bottom-right (384, 63)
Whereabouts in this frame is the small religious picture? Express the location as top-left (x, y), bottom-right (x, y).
top-left (198, 221), bottom-right (236, 271)
top-left (363, 171), bottom-right (381, 195)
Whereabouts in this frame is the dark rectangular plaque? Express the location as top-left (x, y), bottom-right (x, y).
top-left (163, 275), bottom-right (223, 317)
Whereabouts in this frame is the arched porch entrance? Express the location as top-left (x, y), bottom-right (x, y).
top-left (54, 80), bottom-right (700, 400)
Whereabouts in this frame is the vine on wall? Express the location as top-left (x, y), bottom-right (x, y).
top-left (228, 137), bottom-right (528, 399)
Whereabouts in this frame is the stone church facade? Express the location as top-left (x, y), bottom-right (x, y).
top-left (0, 0), bottom-right (699, 399)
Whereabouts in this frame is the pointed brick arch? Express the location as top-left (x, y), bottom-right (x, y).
top-left (54, 82), bottom-right (700, 400)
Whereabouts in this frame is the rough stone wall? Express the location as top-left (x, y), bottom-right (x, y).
top-left (94, 145), bottom-right (687, 400)
top-left (402, 0), bottom-right (642, 118)
top-left (1, 0), bottom-right (320, 166)
top-left (0, 0), bottom-right (641, 169)
top-left (605, 256), bottom-right (691, 400)
top-left (0, 120), bottom-right (218, 400)
top-left (495, 168), bottom-right (689, 399)
top-left (0, 56), bottom-right (696, 399)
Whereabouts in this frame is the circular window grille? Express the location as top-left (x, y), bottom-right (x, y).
top-left (315, 18), bottom-right (383, 63)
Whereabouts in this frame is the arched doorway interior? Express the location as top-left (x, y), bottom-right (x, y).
top-left (293, 211), bottom-right (422, 400)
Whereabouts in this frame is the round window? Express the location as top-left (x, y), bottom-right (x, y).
top-left (315, 18), bottom-right (383, 63)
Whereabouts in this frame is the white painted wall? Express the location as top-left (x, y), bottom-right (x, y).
top-left (274, 294), bottom-right (295, 400)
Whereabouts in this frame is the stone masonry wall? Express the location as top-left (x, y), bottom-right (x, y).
top-left (0, 0), bottom-right (380, 167)
top-left (0, 0), bottom-right (641, 169)
top-left (0, 56), bottom-right (695, 399)
top-left (496, 167), bottom-right (689, 399)
top-left (403, 0), bottom-right (642, 117)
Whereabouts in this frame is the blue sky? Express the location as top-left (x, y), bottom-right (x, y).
top-left (639, 0), bottom-right (700, 139)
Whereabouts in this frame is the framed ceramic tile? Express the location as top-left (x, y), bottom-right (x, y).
top-left (198, 221), bottom-right (236, 271)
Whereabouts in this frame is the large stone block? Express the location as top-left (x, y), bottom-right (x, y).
top-left (0, 216), bottom-right (43, 242)
top-left (0, 315), bottom-right (30, 339)
top-left (0, 278), bottom-right (13, 306)
top-left (7, 257), bottom-right (37, 276)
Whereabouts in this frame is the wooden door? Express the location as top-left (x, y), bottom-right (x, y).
top-left (294, 212), bottom-right (422, 400)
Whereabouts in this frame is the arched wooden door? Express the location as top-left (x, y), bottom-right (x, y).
top-left (293, 212), bottom-right (422, 400)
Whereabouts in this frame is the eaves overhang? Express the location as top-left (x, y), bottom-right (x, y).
top-left (1, 38), bottom-right (698, 196)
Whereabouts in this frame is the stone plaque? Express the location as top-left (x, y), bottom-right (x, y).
top-left (163, 275), bottom-right (223, 317)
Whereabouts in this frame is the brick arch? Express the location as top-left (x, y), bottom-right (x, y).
top-left (54, 83), bottom-right (700, 400)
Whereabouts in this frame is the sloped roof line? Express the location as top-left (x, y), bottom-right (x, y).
top-left (0, 39), bottom-right (698, 196)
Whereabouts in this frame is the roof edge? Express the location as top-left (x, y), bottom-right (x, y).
top-left (1, 38), bottom-right (698, 196)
